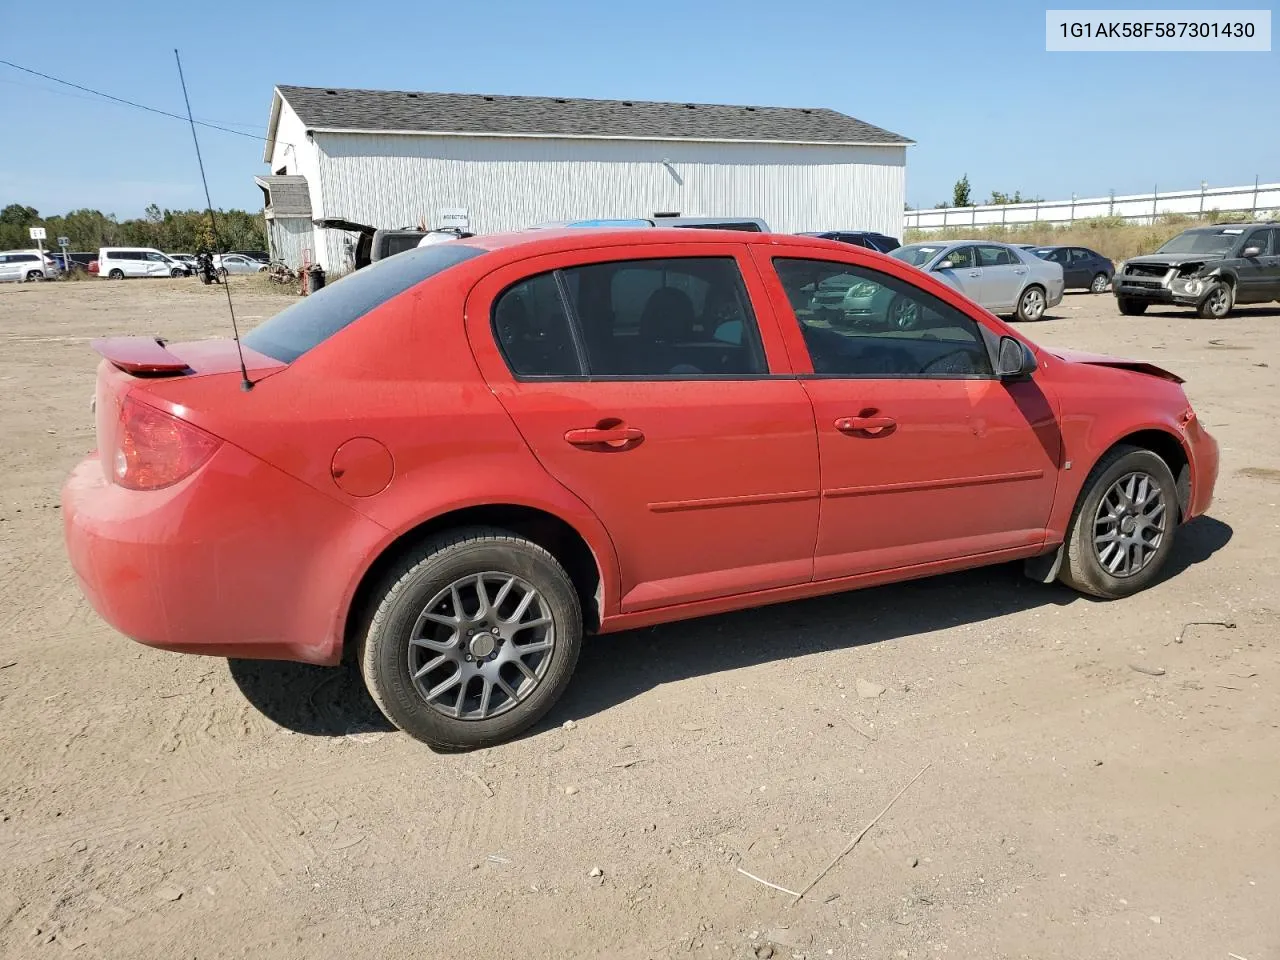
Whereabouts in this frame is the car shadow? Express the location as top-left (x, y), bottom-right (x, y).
top-left (543, 515), bottom-right (1233, 729)
top-left (226, 655), bottom-right (395, 738)
top-left (225, 516), bottom-right (1231, 742)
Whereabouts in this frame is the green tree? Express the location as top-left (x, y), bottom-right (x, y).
top-left (952, 174), bottom-right (972, 207)
top-left (0, 201), bottom-right (265, 253)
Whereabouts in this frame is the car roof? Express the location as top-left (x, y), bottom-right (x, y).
top-left (462, 228), bottom-right (864, 256)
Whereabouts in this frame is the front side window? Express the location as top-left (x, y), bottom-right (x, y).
top-left (492, 257), bottom-right (767, 379)
top-left (941, 246), bottom-right (977, 269)
top-left (1243, 230), bottom-right (1273, 255)
top-left (147, 253), bottom-right (168, 262)
top-left (772, 258), bottom-right (994, 378)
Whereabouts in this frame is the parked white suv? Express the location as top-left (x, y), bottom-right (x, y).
top-left (0, 249), bottom-right (58, 282)
top-left (97, 247), bottom-right (188, 279)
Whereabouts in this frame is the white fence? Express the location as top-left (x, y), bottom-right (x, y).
top-left (905, 179), bottom-right (1280, 231)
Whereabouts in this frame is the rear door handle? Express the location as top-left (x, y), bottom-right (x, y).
top-left (968, 270), bottom-right (981, 277)
top-left (836, 416), bottom-right (897, 436)
top-left (564, 425), bottom-right (644, 448)
top-left (1014, 268), bottom-right (1027, 275)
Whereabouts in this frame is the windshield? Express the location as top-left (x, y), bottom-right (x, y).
top-left (890, 244), bottom-right (944, 267)
top-left (243, 244), bottom-right (484, 363)
top-left (1156, 230), bottom-right (1240, 256)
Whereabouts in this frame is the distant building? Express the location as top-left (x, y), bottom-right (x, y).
top-left (258, 84), bottom-right (911, 271)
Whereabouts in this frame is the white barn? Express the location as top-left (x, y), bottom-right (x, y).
top-left (259, 85), bottom-right (911, 272)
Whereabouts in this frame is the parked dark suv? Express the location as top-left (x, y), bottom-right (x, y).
top-left (799, 231), bottom-right (901, 253)
top-left (1113, 223), bottom-right (1280, 318)
top-left (1030, 245), bottom-right (1114, 293)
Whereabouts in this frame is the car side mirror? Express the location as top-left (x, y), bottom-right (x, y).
top-left (996, 336), bottom-right (1036, 381)
top-left (934, 259), bottom-right (955, 270)
top-left (1241, 246), bottom-right (1262, 258)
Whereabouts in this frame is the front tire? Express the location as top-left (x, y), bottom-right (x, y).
top-left (1090, 272), bottom-right (1109, 294)
top-left (1059, 445), bottom-right (1178, 599)
top-left (1117, 297), bottom-right (1147, 316)
top-left (360, 528), bottom-right (583, 750)
top-left (1015, 285), bottom-right (1047, 322)
top-left (1196, 281), bottom-right (1233, 319)
top-left (170, 268), bottom-right (185, 277)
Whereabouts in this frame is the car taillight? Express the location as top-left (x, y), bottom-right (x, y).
top-left (113, 396), bottom-right (220, 490)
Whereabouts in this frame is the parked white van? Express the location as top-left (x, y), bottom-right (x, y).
top-left (97, 247), bottom-right (188, 279)
top-left (0, 249), bottom-right (58, 282)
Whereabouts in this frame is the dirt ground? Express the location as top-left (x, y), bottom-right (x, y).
top-left (1, 277), bottom-right (1277, 960)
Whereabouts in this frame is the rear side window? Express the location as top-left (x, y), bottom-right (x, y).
top-left (491, 256), bottom-right (766, 378)
top-left (244, 243), bottom-right (484, 363)
top-left (976, 245), bottom-right (1014, 266)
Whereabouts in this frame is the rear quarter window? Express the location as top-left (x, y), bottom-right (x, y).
top-left (244, 244), bottom-right (485, 363)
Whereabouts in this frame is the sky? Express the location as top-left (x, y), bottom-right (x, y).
top-left (1, 0), bottom-right (1276, 219)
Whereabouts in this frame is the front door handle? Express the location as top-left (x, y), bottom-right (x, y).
top-left (564, 425), bottom-right (644, 448)
top-left (836, 415), bottom-right (897, 436)
top-left (968, 270), bottom-right (981, 277)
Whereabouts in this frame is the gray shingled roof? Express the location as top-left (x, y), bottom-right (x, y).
top-left (275, 85), bottom-right (911, 146)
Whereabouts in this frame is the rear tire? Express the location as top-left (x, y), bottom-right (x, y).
top-left (1196, 281), bottom-right (1233, 319)
top-left (1015, 285), bottom-right (1047, 322)
top-left (108, 269), bottom-right (124, 280)
top-left (359, 527), bottom-right (583, 750)
top-left (1059, 445), bottom-right (1178, 599)
top-left (24, 270), bottom-right (44, 282)
top-left (1116, 297), bottom-right (1147, 316)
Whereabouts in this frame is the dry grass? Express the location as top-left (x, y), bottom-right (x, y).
top-left (905, 211), bottom-right (1278, 261)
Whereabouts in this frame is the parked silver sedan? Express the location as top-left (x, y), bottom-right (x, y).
top-left (212, 253), bottom-right (269, 276)
top-left (891, 240), bottom-right (1064, 321)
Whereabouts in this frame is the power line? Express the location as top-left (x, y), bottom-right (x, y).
top-left (0, 58), bottom-right (270, 143)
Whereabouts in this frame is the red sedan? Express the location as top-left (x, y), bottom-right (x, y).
top-left (63, 230), bottom-right (1219, 749)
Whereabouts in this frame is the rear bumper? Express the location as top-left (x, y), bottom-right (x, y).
top-left (63, 446), bottom-right (387, 665)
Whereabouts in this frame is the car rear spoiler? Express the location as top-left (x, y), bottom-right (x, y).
top-left (92, 337), bottom-right (191, 374)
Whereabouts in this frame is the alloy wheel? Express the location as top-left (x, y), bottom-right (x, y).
top-left (407, 572), bottom-right (556, 721)
top-left (1091, 273), bottom-right (1109, 293)
top-left (1206, 286), bottom-right (1230, 317)
top-left (1021, 288), bottom-right (1045, 320)
top-left (1092, 471), bottom-right (1168, 577)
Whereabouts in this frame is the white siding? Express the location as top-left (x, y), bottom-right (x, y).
top-left (268, 102), bottom-right (324, 223)
top-left (303, 133), bottom-right (905, 271)
top-left (266, 217), bottom-right (315, 269)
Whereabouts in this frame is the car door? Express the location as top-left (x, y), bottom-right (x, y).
top-left (753, 248), bottom-right (1061, 580)
top-left (1235, 227), bottom-right (1278, 302)
top-left (1069, 248), bottom-right (1096, 287)
top-left (464, 241), bottom-right (821, 614)
top-left (975, 245), bottom-right (1022, 311)
top-left (1262, 228), bottom-right (1280, 299)
top-left (0, 256), bottom-right (13, 282)
top-left (931, 245), bottom-right (983, 302)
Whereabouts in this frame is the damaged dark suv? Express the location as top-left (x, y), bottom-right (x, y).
top-left (1113, 222), bottom-right (1280, 318)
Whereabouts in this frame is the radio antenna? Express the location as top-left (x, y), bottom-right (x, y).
top-left (174, 49), bottom-right (252, 392)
